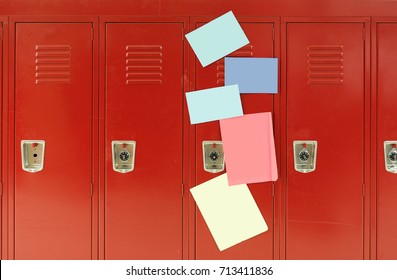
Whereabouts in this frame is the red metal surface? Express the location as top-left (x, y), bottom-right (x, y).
top-left (375, 21), bottom-right (397, 260)
top-left (1, 17), bottom-right (9, 260)
top-left (0, 1), bottom-right (395, 261)
top-left (192, 19), bottom-right (277, 260)
top-left (285, 21), bottom-right (368, 259)
top-left (0, 21), bottom-right (2, 260)
top-left (14, 22), bottom-right (93, 259)
top-left (0, 0), bottom-right (397, 17)
top-left (104, 21), bottom-right (185, 259)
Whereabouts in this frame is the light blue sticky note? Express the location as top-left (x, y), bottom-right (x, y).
top-left (225, 57), bottom-right (278, 93)
top-left (185, 11), bottom-right (249, 67)
top-left (186, 85), bottom-right (243, 124)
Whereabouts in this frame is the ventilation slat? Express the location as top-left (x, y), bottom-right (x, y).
top-left (35, 52), bottom-right (71, 58)
top-left (126, 59), bottom-right (162, 65)
top-left (308, 79), bottom-right (343, 85)
top-left (126, 73), bottom-right (162, 78)
top-left (308, 72), bottom-right (344, 78)
top-left (126, 79), bottom-right (162, 85)
top-left (35, 45), bottom-right (71, 84)
top-left (307, 45), bottom-right (343, 85)
top-left (308, 58), bottom-right (343, 64)
top-left (126, 45), bottom-right (163, 85)
top-left (36, 58), bottom-right (71, 65)
top-left (36, 65), bottom-right (71, 71)
top-left (126, 66), bottom-right (162, 72)
top-left (35, 72), bottom-right (71, 78)
top-left (35, 45), bottom-right (71, 51)
top-left (308, 45), bottom-right (343, 51)
top-left (308, 65), bottom-right (343, 71)
top-left (232, 51), bottom-right (254, 57)
top-left (126, 52), bottom-right (162, 58)
top-left (126, 45), bottom-right (162, 51)
top-left (216, 44), bottom-right (254, 85)
top-left (35, 79), bottom-right (71, 84)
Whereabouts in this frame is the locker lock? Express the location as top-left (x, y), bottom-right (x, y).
top-left (209, 150), bottom-right (220, 162)
top-left (112, 140), bottom-right (136, 173)
top-left (384, 141), bottom-right (397, 173)
top-left (203, 141), bottom-right (225, 173)
top-left (298, 150), bottom-right (310, 162)
top-left (293, 140), bottom-right (317, 173)
top-left (21, 140), bottom-right (45, 173)
top-left (119, 149), bottom-right (131, 162)
top-left (388, 150), bottom-right (397, 163)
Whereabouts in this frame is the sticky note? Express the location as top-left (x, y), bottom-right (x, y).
top-left (220, 112), bottom-right (278, 185)
top-left (190, 173), bottom-right (268, 251)
top-left (225, 57), bottom-right (278, 93)
top-left (185, 11), bottom-right (249, 67)
top-left (185, 85), bottom-right (243, 124)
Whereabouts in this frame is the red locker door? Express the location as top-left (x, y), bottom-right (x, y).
top-left (15, 23), bottom-right (93, 259)
top-left (0, 21), bottom-right (2, 260)
top-left (105, 23), bottom-right (184, 259)
top-left (377, 22), bottom-right (397, 260)
top-left (194, 22), bottom-right (276, 259)
top-left (286, 23), bottom-right (365, 259)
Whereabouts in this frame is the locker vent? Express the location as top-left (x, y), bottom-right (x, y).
top-left (35, 45), bottom-right (72, 84)
top-left (307, 45), bottom-right (344, 85)
top-left (216, 44), bottom-right (254, 86)
top-left (125, 45), bottom-right (163, 85)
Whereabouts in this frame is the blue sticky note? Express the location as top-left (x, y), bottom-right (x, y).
top-left (185, 11), bottom-right (249, 67)
top-left (225, 57), bottom-right (278, 93)
top-left (186, 85), bottom-right (243, 124)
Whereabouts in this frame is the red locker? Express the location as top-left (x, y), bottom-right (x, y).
top-left (285, 21), bottom-right (367, 259)
top-left (0, 21), bottom-right (3, 260)
top-left (0, 2), bottom-right (394, 261)
top-left (14, 23), bottom-right (93, 259)
top-left (193, 20), bottom-right (278, 260)
top-left (376, 22), bottom-right (397, 260)
top-left (104, 22), bottom-right (185, 259)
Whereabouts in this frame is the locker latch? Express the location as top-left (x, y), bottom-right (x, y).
top-left (203, 141), bottom-right (225, 173)
top-left (293, 140), bottom-right (317, 173)
top-left (112, 140), bottom-right (136, 173)
top-left (21, 140), bottom-right (45, 172)
top-left (384, 141), bottom-right (397, 174)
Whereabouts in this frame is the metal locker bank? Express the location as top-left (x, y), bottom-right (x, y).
top-left (0, 0), bottom-right (396, 260)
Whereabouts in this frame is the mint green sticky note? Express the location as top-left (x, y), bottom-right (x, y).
top-left (186, 11), bottom-right (249, 67)
top-left (185, 85), bottom-right (243, 124)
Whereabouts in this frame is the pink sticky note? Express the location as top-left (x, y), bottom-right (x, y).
top-left (220, 112), bottom-right (278, 185)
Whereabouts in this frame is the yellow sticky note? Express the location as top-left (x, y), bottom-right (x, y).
top-left (190, 173), bottom-right (268, 251)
